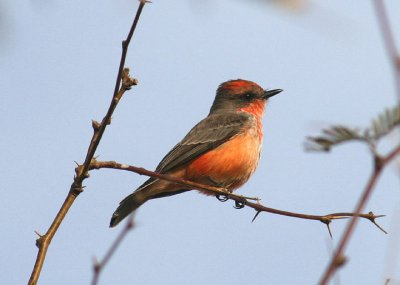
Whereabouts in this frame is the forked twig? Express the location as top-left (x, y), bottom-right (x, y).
top-left (319, 145), bottom-right (400, 285)
top-left (317, 1), bottom-right (400, 283)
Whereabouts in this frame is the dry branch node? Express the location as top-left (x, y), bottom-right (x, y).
top-left (374, 155), bottom-right (384, 170)
top-left (105, 117), bottom-right (112, 126)
top-left (71, 182), bottom-right (84, 195)
top-left (35, 236), bottom-right (43, 248)
top-left (366, 211), bottom-right (387, 234)
top-left (92, 120), bottom-right (101, 131)
top-left (93, 257), bottom-right (101, 273)
top-left (319, 218), bottom-right (333, 238)
top-left (121, 68), bottom-right (138, 90)
top-left (320, 217), bottom-right (332, 224)
top-left (75, 164), bottom-right (89, 179)
top-left (334, 254), bottom-right (347, 268)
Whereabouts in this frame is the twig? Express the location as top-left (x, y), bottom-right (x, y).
top-left (373, 0), bottom-right (400, 103)
top-left (319, 145), bottom-right (400, 285)
top-left (90, 160), bottom-right (260, 201)
top-left (92, 215), bottom-right (136, 285)
top-left (27, 2), bottom-right (146, 285)
top-left (318, 2), bottom-right (400, 282)
top-left (89, 159), bottom-right (386, 231)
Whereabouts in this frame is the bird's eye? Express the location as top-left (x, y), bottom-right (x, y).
top-left (244, 93), bottom-right (253, 100)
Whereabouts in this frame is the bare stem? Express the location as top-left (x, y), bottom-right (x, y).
top-left (92, 216), bottom-right (136, 285)
top-left (318, 2), bottom-right (400, 282)
top-left (89, 159), bottom-right (386, 230)
top-left (373, 0), bottom-right (400, 103)
top-left (27, 2), bottom-right (146, 285)
top-left (319, 145), bottom-right (400, 285)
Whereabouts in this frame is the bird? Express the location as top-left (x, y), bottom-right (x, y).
top-left (110, 79), bottom-right (282, 227)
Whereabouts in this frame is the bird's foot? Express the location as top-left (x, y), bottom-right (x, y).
top-left (216, 194), bottom-right (229, 202)
top-left (234, 200), bottom-right (246, 209)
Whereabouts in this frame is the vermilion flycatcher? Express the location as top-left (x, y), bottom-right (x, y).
top-left (110, 79), bottom-right (282, 227)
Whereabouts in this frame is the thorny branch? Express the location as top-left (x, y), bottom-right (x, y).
top-left (27, 1), bottom-right (400, 285)
top-left (319, 144), bottom-right (400, 285)
top-left (317, 1), bottom-right (400, 284)
top-left (27, 2), bottom-right (146, 285)
top-left (89, 159), bottom-right (387, 237)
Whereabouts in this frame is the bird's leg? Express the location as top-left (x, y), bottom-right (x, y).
top-left (206, 177), bottom-right (231, 202)
top-left (205, 177), bottom-right (259, 204)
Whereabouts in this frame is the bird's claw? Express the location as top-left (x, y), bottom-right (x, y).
top-left (216, 194), bottom-right (229, 202)
top-left (234, 200), bottom-right (245, 209)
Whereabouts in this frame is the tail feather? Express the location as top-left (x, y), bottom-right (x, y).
top-left (110, 176), bottom-right (189, 227)
top-left (109, 191), bottom-right (149, 227)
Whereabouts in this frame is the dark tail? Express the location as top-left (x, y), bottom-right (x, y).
top-left (109, 190), bottom-right (149, 227)
top-left (110, 178), bottom-right (189, 227)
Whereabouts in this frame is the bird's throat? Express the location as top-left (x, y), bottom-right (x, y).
top-left (238, 101), bottom-right (265, 140)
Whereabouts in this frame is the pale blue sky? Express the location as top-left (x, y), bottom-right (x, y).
top-left (1, 1), bottom-right (400, 284)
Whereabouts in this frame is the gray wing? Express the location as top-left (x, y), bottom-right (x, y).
top-left (155, 112), bottom-right (251, 173)
top-left (133, 112), bottom-right (251, 193)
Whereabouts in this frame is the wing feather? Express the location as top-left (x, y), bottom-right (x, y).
top-left (156, 112), bottom-right (251, 173)
top-left (134, 112), bottom-right (251, 193)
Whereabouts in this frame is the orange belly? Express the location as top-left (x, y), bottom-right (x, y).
top-left (185, 131), bottom-right (262, 192)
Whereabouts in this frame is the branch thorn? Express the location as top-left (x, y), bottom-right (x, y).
top-left (326, 223), bottom-right (333, 239)
top-left (320, 217), bottom-right (333, 238)
top-left (367, 212), bottom-right (388, 234)
top-left (251, 211), bottom-right (261, 223)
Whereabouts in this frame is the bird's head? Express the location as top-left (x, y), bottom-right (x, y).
top-left (209, 79), bottom-right (282, 117)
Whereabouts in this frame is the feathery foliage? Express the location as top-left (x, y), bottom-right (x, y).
top-left (306, 105), bottom-right (400, 152)
top-left (369, 106), bottom-right (400, 140)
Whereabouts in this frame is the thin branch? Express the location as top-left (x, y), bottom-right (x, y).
top-left (373, 0), bottom-right (400, 103)
top-left (112, 0), bottom-right (147, 99)
top-left (89, 159), bottom-right (386, 231)
top-left (317, 2), bottom-right (400, 281)
top-left (92, 215), bottom-right (136, 285)
top-left (382, 143), bottom-right (400, 165)
top-left (319, 144), bottom-right (400, 285)
top-left (27, 2), bottom-right (146, 285)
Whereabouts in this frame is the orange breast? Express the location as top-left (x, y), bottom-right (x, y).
top-left (185, 129), bottom-right (262, 192)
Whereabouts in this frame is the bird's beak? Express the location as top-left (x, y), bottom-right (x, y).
top-left (263, 89), bottom-right (283, 99)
